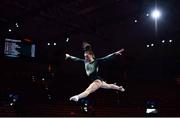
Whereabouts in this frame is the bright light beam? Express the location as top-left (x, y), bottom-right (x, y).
top-left (151, 9), bottom-right (161, 19)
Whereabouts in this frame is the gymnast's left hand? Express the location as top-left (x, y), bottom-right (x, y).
top-left (115, 48), bottom-right (124, 55)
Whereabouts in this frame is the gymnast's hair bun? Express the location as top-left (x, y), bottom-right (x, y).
top-left (82, 42), bottom-right (92, 52)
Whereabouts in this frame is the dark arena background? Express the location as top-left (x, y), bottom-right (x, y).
top-left (0, 0), bottom-right (179, 117)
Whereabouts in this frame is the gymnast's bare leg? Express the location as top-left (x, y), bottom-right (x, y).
top-left (101, 81), bottom-right (125, 91)
top-left (69, 79), bottom-right (102, 102)
top-left (69, 80), bottom-right (125, 102)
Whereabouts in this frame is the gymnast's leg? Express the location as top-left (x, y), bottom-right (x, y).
top-left (100, 81), bottom-right (125, 92)
top-left (69, 79), bottom-right (102, 102)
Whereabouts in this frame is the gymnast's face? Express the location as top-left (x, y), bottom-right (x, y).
top-left (84, 52), bottom-right (94, 61)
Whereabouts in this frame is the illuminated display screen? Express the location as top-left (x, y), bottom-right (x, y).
top-left (4, 38), bottom-right (35, 58)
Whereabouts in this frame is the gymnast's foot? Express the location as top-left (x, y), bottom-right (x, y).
top-left (114, 83), bottom-right (125, 92)
top-left (69, 95), bottom-right (79, 102)
top-left (119, 86), bottom-right (125, 92)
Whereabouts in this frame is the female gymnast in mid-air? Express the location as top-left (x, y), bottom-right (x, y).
top-left (65, 42), bottom-right (125, 102)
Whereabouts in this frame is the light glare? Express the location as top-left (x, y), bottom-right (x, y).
top-left (151, 10), bottom-right (161, 19)
top-left (169, 40), bottom-right (172, 43)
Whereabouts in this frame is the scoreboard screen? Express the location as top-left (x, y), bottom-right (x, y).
top-left (4, 38), bottom-right (35, 58)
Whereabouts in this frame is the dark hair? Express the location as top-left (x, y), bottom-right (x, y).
top-left (82, 42), bottom-right (92, 52)
top-left (82, 42), bottom-right (95, 58)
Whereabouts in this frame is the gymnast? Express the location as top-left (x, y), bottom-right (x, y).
top-left (65, 42), bottom-right (125, 102)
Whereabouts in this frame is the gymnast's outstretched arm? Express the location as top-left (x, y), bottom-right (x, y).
top-left (97, 48), bottom-right (124, 61)
top-left (65, 54), bottom-right (84, 62)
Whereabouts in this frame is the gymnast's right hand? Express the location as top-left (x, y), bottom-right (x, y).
top-left (65, 53), bottom-right (70, 60)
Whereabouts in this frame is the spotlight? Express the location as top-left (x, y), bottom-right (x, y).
top-left (80, 99), bottom-right (90, 113)
top-left (162, 40), bottom-right (165, 43)
top-left (8, 93), bottom-right (19, 106)
top-left (48, 94), bottom-right (52, 100)
top-left (53, 43), bottom-right (56, 46)
top-left (151, 44), bottom-right (154, 47)
top-left (146, 13), bottom-right (149, 16)
top-left (84, 107), bottom-right (87, 110)
top-left (13, 99), bottom-right (16, 102)
top-left (146, 100), bottom-right (158, 115)
top-left (10, 103), bottom-right (14, 106)
top-left (146, 45), bottom-right (150, 48)
top-left (42, 78), bottom-right (45, 81)
top-left (15, 23), bottom-right (19, 27)
top-left (134, 20), bottom-right (138, 23)
top-left (151, 9), bottom-right (161, 19)
top-left (32, 76), bottom-right (36, 82)
top-left (146, 108), bottom-right (158, 114)
top-left (9, 94), bottom-right (13, 98)
top-left (83, 107), bottom-right (88, 112)
top-left (8, 29), bottom-right (12, 32)
top-left (66, 37), bottom-right (69, 42)
top-left (169, 40), bottom-right (172, 43)
top-left (47, 43), bottom-right (50, 46)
